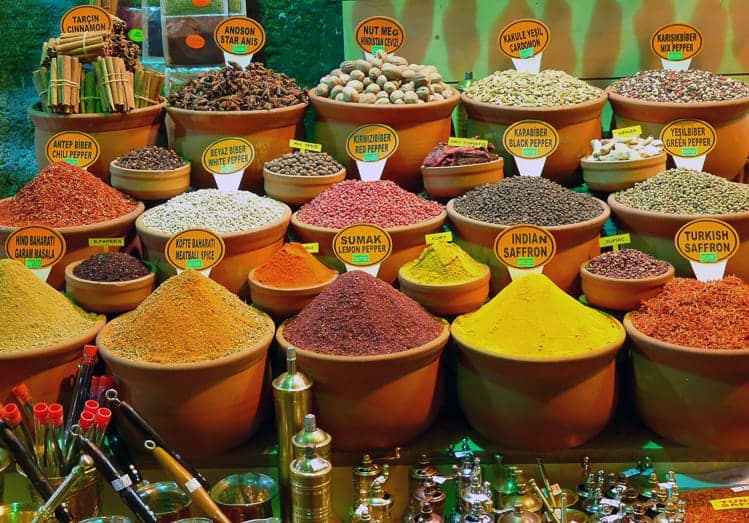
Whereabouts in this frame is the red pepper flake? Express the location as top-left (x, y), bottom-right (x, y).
top-left (681, 487), bottom-right (749, 522)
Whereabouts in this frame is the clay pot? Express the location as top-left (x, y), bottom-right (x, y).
top-left (263, 166), bottom-right (346, 206)
top-left (28, 102), bottom-right (165, 183)
top-left (110, 161), bottom-right (191, 200)
top-left (96, 311), bottom-right (275, 457)
top-left (446, 199), bottom-right (610, 296)
top-left (580, 261), bottom-right (674, 312)
top-left (397, 264), bottom-right (490, 316)
top-left (462, 92), bottom-right (608, 187)
top-left (625, 313), bottom-right (749, 450)
top-left (0, 202), bottom-right (145, 290)
top-left (421, 157), bottom-right (504, 199)
top-left (453, 318), bottom-right (625, 450)
top-left (64, 260), bottom-right (156, 314)
top-left (581, 153), bottom-right (667, 192)
top-left (248, 268), bottom-right (337, 319)
top-left (165, 102), bottom-right (308, 193)
top-left (607, 88), bottom-right (749, 180)
top-left (290, 211), bottom-right (447, 284)
top-left (309, 90), bottom-right (460, 192)
top-left (275, 322), bottom-right (449, 450)
top-left (607, 194), bottom-right (749, 280)
top-left (0, 317), bottom-right (105, 404)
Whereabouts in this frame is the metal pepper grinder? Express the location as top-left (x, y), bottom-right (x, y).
top-left (292, 414), bottom-right (331, 462)
top-left (414, 478), bottom-right (447, 517)
top-left (409, 454), bottom-right (439, 497)
top-left (502, 470), bottom-right (542, 514)
top-left (461, 476), bottom-right (494, 517)
top-left (492, 454), bottom-right (517, 508)
top-left (414, 502), bottom-right (443, 523)
top-left (451, 457), bottom-right (482, 522)
top-left (460, 504), bottom-right (491, 523)
top-left (352, 454), bottom-right (383, 511)
top-left (290, 445), bottom-right (333, 523)
top-left (368, 466), bottom-right (394, 523)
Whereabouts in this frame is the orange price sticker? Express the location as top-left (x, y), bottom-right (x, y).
top-left (45, 131), bottom-right (100, 169)
top-left (354, 16), bottom-right (406, 54)
top-left (651, 23), bottom-right (703, 61)
top-left (201, 137), bottom-right (255, 175)
top-left (498, 19), bottom-right (550, 59)
top-left (346, 124), bottom-right (399, 162)
top-left (502, 120), bottom-right (558, 159)
top-left (4, 226), bottom-right (66, 269)
top-left (660, 119), bottom-right (716, 158)
top-left (494, 224), bottom-right (556, 269)
top-left (185, 34), bottom-right (206, 50)
top-left (333, 224), bottom-right (392, 267)
top-left (675, 218), bottom-right (738, 264)
top-left (60, 5), bottom-right (112, 33)
top-left (214, 17), bottom-right (265, 55)
top-left (165, 229), bottom-right (225, 271)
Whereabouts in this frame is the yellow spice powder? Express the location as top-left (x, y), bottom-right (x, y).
top-left (401, 241), bottom-right (486, 285)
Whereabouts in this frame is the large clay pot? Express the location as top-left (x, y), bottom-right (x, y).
top-left (625, 313), bottom-right (749, 450)
top-left (65, 260), bottom-right (156, 314)
top-left (309, 90), bottom-right (460, 192)
top-left (462, 92), bottom-right (608, 187)
top-left (165, 103), bottom-right (308, 193)
top-left (580, 261), bottom-right (674, 312)
top-left (276, 322), bottom-right (449, 451)
top-left (581, 153), bottom-right (667, 192)
top-left (110, 161), bottom-right (191, 201)
top-left (421, 157), bottom-right (504, 199)
top-left (607, 89), bottom-right (749, 180)
top-left (28, 102), bottom-right (165, 182)
top-left (263, 166), bottom-right (346, 206)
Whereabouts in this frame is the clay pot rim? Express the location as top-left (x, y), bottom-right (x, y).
top-left (64, 260), bottom-right (156, 289)
top-left (579, 260), bottom-right (675, 286)
top-left (0, 316), bottom-right (106, 361)
top-left (276, 320), bottom-right (450, 363)
top-left (460, 90), bottom-right (608, 114)
top-left (262, 165), bottom-right (346, 181)
top-left (27, 100), bottom-right (166, 120)
top-left (291, 209), bottom-right (448, 236)
top-left (164, 101), bottom-right (309, 116)
top-left (109, 159), bottom-right (192, 176)
top-left (580, 151), bottom-right (667, 167)
top-left (308, 89), bottom-right (460, 112)
top-left (624, 312), bottom-right (749, 355)
top-left (398, 262), bottom-right (491, 291)
top-left (0, 200), bottom-right (145, 235)
top-left (420, 156), bottom-right (504, 175)
top-left (248, 266), bottom-right (338, 293)
top-left (607, 193), bottom-right (749, 222)
top-left (606, 87), bottom-right (749, 111)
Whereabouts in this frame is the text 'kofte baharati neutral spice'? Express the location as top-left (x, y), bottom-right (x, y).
top-left (283, 271), bottom-right (444, 356)
top-left (101, 271), bottom-right (274, 364)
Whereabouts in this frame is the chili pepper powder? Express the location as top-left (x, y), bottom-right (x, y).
top-left (252, 243), bottom-right (336, 289)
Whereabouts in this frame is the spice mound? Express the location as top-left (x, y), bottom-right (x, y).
top-left (614, 168), bottom-right (749, 214)
top-left (265, 152), bottom-right (344, 177)
top-left (401, 242), bottom-right (486, 285)
top-left (680, 487), bottom-right (749, 522)
top-left (168, 62), bottom-right (308, 111)
top-left (585, 249), bottom-right (671, 280)
top-left (0, 163), bottom-right (139, 228)
top-left (114, 146), bottom-right (186, 170)
top-left (452, 273), bottom-right (623, 359)
top-left (73, 252), bottom-right (151, 283)
top-left (297, 180), bottom-right (444, 229)
top-left (452, 177), bottom-right (605, 226)
top-left (585, 136), bottom-right (663, 162)
top-left (464, 69), bottom-right (604, 107)
top-left (423, 141), bottom-right (498, 167)
top-left (630, 276), bottom-right (749, 350)
top-left (252, 243), bottom-right (336, 289)
top-left (610, 69), bottom-right (749, 103)
top-left (141, 189), bottom-right (289, 234)
top-left (283, 271), bottom-right (444, 356)
top-left (100, 271), bottom-right (274, 364)
top-left (0, 259), bottom-right (101, 353)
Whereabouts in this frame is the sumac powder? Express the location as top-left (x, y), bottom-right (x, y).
top-left (73, 253), bottom-right (151, 282)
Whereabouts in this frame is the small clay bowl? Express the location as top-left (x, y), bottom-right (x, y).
top-left (65, 260), bottom-right (156, 314)
top-left (397, 263), bottom-right (490, 315)
top-left (110, 160), bottom-right (191, 200)
top-left (580, 260), bottom-right (675, 312)
top-left (581, 152), bottom-right (666, 192)
top-left (248, 267), bottom-right (337, 319)
top-left (421, 157), bottom-right (504, 198)
top-left (263, 166), bottom-right (346, 206)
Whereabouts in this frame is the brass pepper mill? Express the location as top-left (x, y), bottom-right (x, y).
top-left (292, 414), bottom-right (331, 462)
top-left (290, 445), bottom-right (333, 523)
top-left (414, 478), bottom-right (447, 517)
top-left (352, 454), bottom-right (383, 510)
top-left (409, 454), bottom-right (439, 497)
top-left (368, 466), bottom-right (393, 523)
top-left (414, 502), bottom-right (443, 523)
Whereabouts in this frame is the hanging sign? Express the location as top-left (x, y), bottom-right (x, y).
top-left (612, 125), bottom-right (642, 139)
top-left (88, 237), bottom-right (125, 253)
top-left (659, 119), bottom-right (716, 172)
top-left (214, 17), bottom-right (265, 67)
top-left (201, 137), bottom-right (254, 192)
top-left (333, 224), bottom-right (392, 277)
top-left (498, 18), bottom-right (550, 73)
top-left (45, 131), bottom-right (100, 169)
top-left (599, 233), bottom-right (631, 252)
top-left (289, 139), bottom-right (322, 153)
top-left (447, 137), bottom-right (489, 148)
top-left (346, 124), bottom-right (399, 182)
top-left (60, 5), bottom-right (112, 33)
top-left (425, 231), bottom-right (453, 244)
top-left (354, 16), bottom-right (406, 57)
top-left (4, 226), bottom-right (67, 282)
top-left (165, 228), bottom-right (225, 277)
top-left (494, 224), bottom-right (556, 280)
top-left (502, 120), bottom-right (558, 177)
top-left (651, 23), bottom-right (703, 71)
top-left (675, 218), bottom-right (738, 281)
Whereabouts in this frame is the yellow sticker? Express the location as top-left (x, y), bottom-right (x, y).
top-left (333, 224), bottom-right (392, 267)
top-left (675, 218), bottom-right (739, 263)
top-left (45, 131), bottom-right (100, 169)
top-left (201, 137), bottom-right (255, 175)
top-left (599, 233), bottom-right (631, 251)
top-left (709, 496), bottom-right (749, 510)
top-left (346, 124), bottom-right (399, 162)
top-left (213, 17), bottom-right (265, 55)
top-left (425, 231), bottom-right (453, 244)
top-left (165, 229), bottom-right (226, 271)
top-left (60, 5), bottom-right (112, 33)
top-left (502, 120), bottom-right (559, 159)
top-left (302, 242), bottom-right (319, 254)
top-left (612, 126), bottom-right (642, 139)
top-left (447, 137), bottom-right (489, 148)
top-left (494, 224), bottom-right (557, 269)
top-left (289, 139), bottom-right (323, 153)
top-left (88, 238), bottom-right (125, 247)
top-left (498, 19), bottom-right (551, 60)
top-left (4, 226), bottom-right (67, 269)
top-left (660, 119), bottom-right (717, 158)
top-left (354, 16), bottom-right (406, 54)
top-left (651, 23), bottom-right (703, 61)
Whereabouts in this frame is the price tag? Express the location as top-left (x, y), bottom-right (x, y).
top-left (4, 226), bottom-right (67, 283)
top-left (710, 496), bottom-right (749, 510)
top-left (333, 224), bottom-right (392, 277)
top-left (128, 28), bottom-right (144, 43)
top-left (612, 125), bottom-right (642, 139)
top-left (502, 120), bottom-right (558, 177)
top-left (599, 233), bottom-right (631, 252)
top-left (354, 16), bottom-right (405, 57)
top-left (214, 17), bottom-right (265, 67)
top-left (45, 131), bottom-right (100, 169)
top-left (302, 242), bottom-right (319, 254)
top-left (675, 218), bottom-right (738, 281)
top-left (425, 231), bottom-right (453, 244)
top-left (660, 119), bottom-right (716, 172)
top-left (494, 224), bottom-right (556, 281)
top-left (165, 229), bottom-right (225, 276)
top-left (447, 137), bottom-right (489, 148)
top-left (346, 124), bottom-right (399, 182)
top-left (201, 137), bottom-right (254, 192)
top-left (731, 485), bottom-right (749, 493)
top-left (111, 474), bottom-right (132, 492)
top-left (60, 5), bottom-right (112, 33)
top-left (651, 23), bottom-right (703, 71)
top-left (290, 139), bottom-right (323, 153)
top-left (88, 237), bottom-right (125, 253)
top-left (498, 18), bottom-right (550, 73)
top-left (550, 483), bottom-right (562, 496)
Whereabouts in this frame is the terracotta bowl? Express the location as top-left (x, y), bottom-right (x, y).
top-left (165, 102), bottom-right (309, 193)
top-left (462, 92), bottom-right (608, 187)
top-left (421, 157), bottom-right (504, 199)
top-left (97, 310), bottom-right (275, 458)
top-left (581, 152), bottom-right (667, 192)
top-left (248, 267), bottom-right (338, 319)
top-left (0, 316), bottom-right (105, 404)
top-left (109, 161), bottom-right (191, 201)
top-left (446, 199), bottom-right (610, 296)
top-left (0, 202), bottom-right (145, 290)
top-left (263, 166), bottom-right (346, 206)
top-left (607, 88), bottom-right (749, 180)
top-left (276, 322), bottom-right (449, 450)
top-left (579, 260), bottom-right (674, 312)
top-left (624, 313), bottom-right (749, 450)
top-left (397, 263), bottom-right (490, 316)
top-left (607, 193), bottom-right (749, 280)
top-left (309, 90), bottom-right (460, 192)
top-left (290, 210), bottom-right (447, 284)
top-left (64, 260), bottom-right (156, 314)
top-left (453, 316), bottom-right (625, 451)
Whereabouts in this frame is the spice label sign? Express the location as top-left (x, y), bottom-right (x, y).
top-left (599, 233), bottom-right (631, 251)
top-left (201, 137), bottom-right (254, 192)
top-left (612, 125), bottom-right (642, 139)
top-left (5, 226), bottom-right (66, 282)
top-left (214, 17), bottom-right (265, 66)
top-left (448, 137), bottom-right (489, 148)
top-left (675, 218), bottom-right (738, 282)
top-left (354, 16), bottom-right (405, 56)
top-left (660, 119), bottom-right (716, 172)
top-left (346, 124), bottom-right (399, 182)
top-left (502, 120), bottom-right (558, 177)
top-left (651, 23), bottom-right (703, 71)
top-left (165, 229), bottom-right (225, 276)
top-left (425, 231), bottom-right (453, 244)
top-left (45, 131), bottom-right (100, 169)
top-left (710, 496), bottom-right (749, 510)
top-left (302, 242), bottom-right (319, 254)
top-left (333, 224), bottom-right (392, 277)
top-left (60, 5), bottom-right (112, 33)
top-left (498, 19), bottom-right (550, 73)
top-left (289, 139), bottom-right (323, 153)
top-left (88, 237), bottom-right (125, 252)
top-left (494, 224), bottom-right (556, 281)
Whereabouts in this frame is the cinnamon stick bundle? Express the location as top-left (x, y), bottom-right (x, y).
top-left (134, 68), bottom-right (164, 108)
